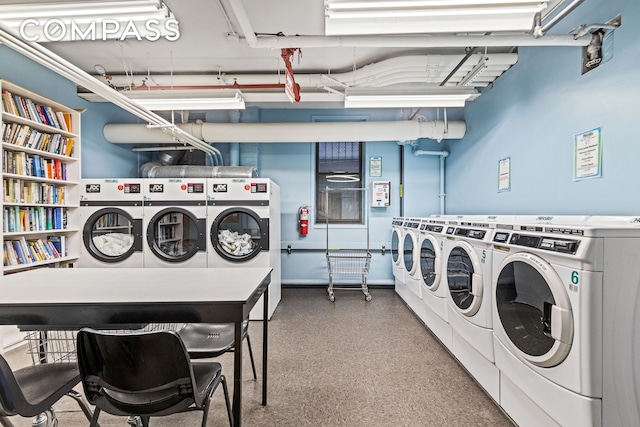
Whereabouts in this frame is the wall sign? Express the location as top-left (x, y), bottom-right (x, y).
top-left (369, 156), bottom-right (382, 177)
top-left (498, 157), bottom-right (511, 192)
top-left (573, 127), bottom-right (602, 181)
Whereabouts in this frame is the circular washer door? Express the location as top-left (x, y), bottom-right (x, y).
top-left (147, 207), bottom-right (205, 263)
top-left (391, 228), bottom-right (401, 265)
top-left (403, 232), bottom-right (416, 273)
top-left (83, 208), bottom-right (141, 263)
top-left (495, 252), bottom-right (574, 367)
top-left (446, 241), bottom-right (483, 316)
top-left (419, 234), bottom-right (442, 291)
top-left (211, 207), bottom-right (269, 262)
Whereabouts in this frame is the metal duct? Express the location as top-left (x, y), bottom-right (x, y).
top-left (104, 120), bottom-right (466, 144)
top-left (157, 150), bottom-right (185, 165)
top-left (140, 163), bottom-right (258, 178)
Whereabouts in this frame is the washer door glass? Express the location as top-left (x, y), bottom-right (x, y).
top-left (420, 237), bottom-right (439, 289)
top-left (148, 208), bottom-right (203, 262)
top-left (212, 208), bottom-right (265, 262)
top-left (403, 233), bottom-right (414, 272)
top-left (83, 208), bottom-right (140, 263)
top-left (495, 253), bottom-right (574, 367)
top-left (391, 229), bottom-right (400, 264)
top-left (447, 245), bottom-right (476, 310)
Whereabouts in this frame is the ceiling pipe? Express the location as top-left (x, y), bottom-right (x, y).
top-left (103, 120), bottom-right (466, 144)
top-left (412, 149), bottom-right (450, 215)
top-left (100, 53), bottom-right (520, 91)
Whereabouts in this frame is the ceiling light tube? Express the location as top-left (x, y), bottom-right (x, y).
top-left (127, 90), bottom-right (246, 111)
top-left (0, 1), bottom-right (167, 19)
top-left (327, 6), bottom-right (545, 19)
top-left (326, 0), bottom-right (547, 8)
top-left (344, 87), bottom-right (478, 108)
top-left (459, 58), bottom-right (489, 86)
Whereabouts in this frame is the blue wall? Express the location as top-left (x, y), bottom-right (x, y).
top-left (444, 0), bottom-right (639, 215)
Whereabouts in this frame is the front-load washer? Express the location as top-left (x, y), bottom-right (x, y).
top-left (390, 217), bottom-right (406, 288)
top-left (442, 218), bottom-right (498, 400)
top-left (491, 218), bottom-right (640, 427)
top-left (402, 218), bottom-right (423, 301)
top-left (143, 178), bottom-right (207, 268)
top-left (207, 178), bottom-right (281, 320)
top-left (415, 216), bottom-right (452, 350)
top-left (77, 179), bottom-right (144, 268)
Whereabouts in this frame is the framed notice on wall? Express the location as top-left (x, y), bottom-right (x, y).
top-left (498, 157), bottom-right (511, 192)
top-left (573, 127), bottom-right (602, 181)
top-left (369, 156), bottom-right (382, 177)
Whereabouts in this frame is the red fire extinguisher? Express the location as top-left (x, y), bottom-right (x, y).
top-left (299, 204), bottom-right (309, 236)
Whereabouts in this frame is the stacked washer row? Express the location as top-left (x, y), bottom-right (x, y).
top-left (77, 178), bottom-right (281, 320)
top-left (392, 214), bottom-right (640, 427)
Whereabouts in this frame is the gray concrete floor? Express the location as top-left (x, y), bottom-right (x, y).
top-left (1, 287), bottom-right (513, 426)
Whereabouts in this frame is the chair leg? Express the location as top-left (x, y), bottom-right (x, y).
top-left (221, 375), bottom-right (233, 427)
top-left (246, 334), bottom-right (257, 381)
top-left (89, 407), bottom-right (101, 427)
top-left (65, 390), bottom-right (95, 423)
top-left (0, 416), bottom-right (15, 427)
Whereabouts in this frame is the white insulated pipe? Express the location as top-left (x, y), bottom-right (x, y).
top-left (413, 149), bottom-right (449, 215)
top-left (103, 120), bottom-right (466, 144)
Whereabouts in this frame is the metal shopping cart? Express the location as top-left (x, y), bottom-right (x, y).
top-left (323, 187), bottom-right (372, 302)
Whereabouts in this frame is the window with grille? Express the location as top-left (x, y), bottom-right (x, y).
top-left (316, 141), bottom-right (363, 224)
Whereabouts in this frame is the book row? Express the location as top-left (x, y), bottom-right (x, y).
top-left (3, 178), bottom-right (66, 205)
top-left (3, 205), bottom-right (66, 233)
top-left (3, 235), bottom-right (67, 267)
top-left (3, 151), bottom-right (68, 181)
top-left (1, 90), bottom-right (72, 132)
top-left (2, 122), bottom-right (75, 157)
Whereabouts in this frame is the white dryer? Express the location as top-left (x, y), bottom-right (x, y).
top-left (207, 178), bottom-right (281, 320)
top-left (143, 178), bottom-right (207, 268)
top-left (390, 217), bottom-right (406, 288)
top-left (416, 216), bottom-right (452, 350)
top-left (491, 218), bottom-right (640, 427)
top-left (402, 218), bottom-right (423, 301)
top-left (77, 179), bottom-right (144, 268)
top-left (442, 218), bottom-right (498, 400)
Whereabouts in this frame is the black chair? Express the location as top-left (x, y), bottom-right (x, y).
top-left (177, 320), bottom-right (257, 380)
top-left (76, 328), bottom-right (233, 427)
top-left (0, 353), bottom-right (94, 427)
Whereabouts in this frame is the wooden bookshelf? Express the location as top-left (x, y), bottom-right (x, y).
top-left (1, 79), bottom-right (81, 275)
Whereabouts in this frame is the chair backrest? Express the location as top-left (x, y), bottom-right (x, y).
top-left (76, 328), bottom-right (201, 417)
top-left (0, 354), bottom-right (22, 416)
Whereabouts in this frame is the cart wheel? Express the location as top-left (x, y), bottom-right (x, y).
top-left (365, 294), bottom-right (372, 302)
top-left (329, 293), bottom-right (335, 302)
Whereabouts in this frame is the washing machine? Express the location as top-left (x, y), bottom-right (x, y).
top-left (390, 217), bottom-right (406, 288)
top-left (207, 178), bottom-right (281, 320)
top-left (143, 178), bottom-right (207, 268)
top-left (77, 179), bottom-right (144, 268)
top-left (491, 217), bottom-right (640, 427)
top-left (415, 216), bottom-right (452, 350)
top-left (442, 217), bottom-right (499, 400)
top-left (402, 218), bottom-right (423, 301)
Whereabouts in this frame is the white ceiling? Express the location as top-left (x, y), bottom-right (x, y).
top-left (1, 0), bottom-right (590, 110)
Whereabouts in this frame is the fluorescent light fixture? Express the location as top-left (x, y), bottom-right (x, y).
top-left (344, 87), bottom-right (478, 108)
top-left (0, 0), bottom-right (171, 20)
top-left (459, 57), bottom-right (489, 86)
top-left (325, 0), bottom-right (551, 35)
top-left (0, 0), bottom-right (177, 42)
top-left (126, 89), bottom-right (246, 111)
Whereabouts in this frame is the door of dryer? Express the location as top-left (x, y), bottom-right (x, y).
top-left (419, 233), bottom-right (442, 292)
top-left (446, 240), bottom-right (486, 317)
top-left (494, 252), bottom-right (574, 368)
top-left (146, 207), bottom-right (206, 263)
top-left (210, 207), bottom-right (269, 263)
top-left (403, 231), bottom-right (417, 277)
top-left (82, 208), bottom-right (142, 263)
top-left (391, 227), bottom-right (402, 267)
